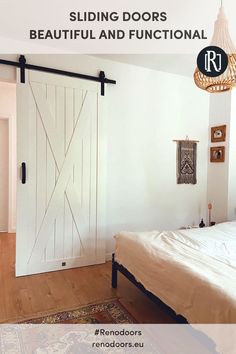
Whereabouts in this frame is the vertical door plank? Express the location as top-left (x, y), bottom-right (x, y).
top-left (64, 195), bottom-right (73, 258)
top-left (65, 87), bottom-right (74, 153)
top-left (54, 86), bottom-right (65, 259)
top-left (89, 93), bottom-right (98, 255)
top-left (36, 91), bottom-right (47, 235)
top-left (47, 84), bottom-right (56, 124)
top-left (27, 89), bottom-right (37, 252)
top-left (72, 89), bottom-right (83, 257)
top-left (72, 141), bottom-right (83, 257)
top-left (45, 85), bottom-right (57, 260)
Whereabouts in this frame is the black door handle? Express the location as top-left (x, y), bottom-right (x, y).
top-left (21, 162), bottom-right (26, 184)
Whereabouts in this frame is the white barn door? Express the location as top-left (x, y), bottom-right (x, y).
top-left (16, 69), bottom-right (105, 276)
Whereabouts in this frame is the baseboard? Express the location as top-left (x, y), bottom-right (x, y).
top-left (8, 228), bottom-right (16, 233)
top-left (106, 253), bottom-right (113, 261)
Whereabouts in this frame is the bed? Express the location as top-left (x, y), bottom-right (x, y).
top-left (112, 221), bottom-right (236, 323)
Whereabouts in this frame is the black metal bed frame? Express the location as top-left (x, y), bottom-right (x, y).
top-left (112, 253), bottom-right (188, 324)
top-left (111, 254), bottom-right (221, 353)
top-left (0, 55), bottom-right (116, 96)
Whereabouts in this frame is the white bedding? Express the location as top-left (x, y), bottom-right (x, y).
top-left (115, 221), bottom-right (236, 323)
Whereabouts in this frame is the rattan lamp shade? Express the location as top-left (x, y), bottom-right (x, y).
top-left (194, 6), bottom-right (236, 93)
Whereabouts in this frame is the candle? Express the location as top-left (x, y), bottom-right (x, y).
top-left (208, 203), bottom-right (212, 226)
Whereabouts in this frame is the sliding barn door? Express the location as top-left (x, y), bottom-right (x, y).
top-left (16, 70), bottom-right (105, 276)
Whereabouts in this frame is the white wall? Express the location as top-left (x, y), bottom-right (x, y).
top-left (207, 91), bottom-right (236, 223)
top-left (207, 93), bottom-right (231, 223)
top-left (0, 55), bottom-right (209, 254)
top-left (104, 62), bottom-right (209, 253)
top-left (228, 90), bottom-right (236, 221)
top-left (0, 82), bottom-right (16, 233)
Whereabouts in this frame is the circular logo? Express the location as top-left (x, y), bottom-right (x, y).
top-left (197, 46), bottom-right (228, 77)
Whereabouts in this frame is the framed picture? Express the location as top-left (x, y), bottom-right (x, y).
top-left (211, 125), bottom-right (226, 142)
top-left (210, 146), bottom-right (225, 163)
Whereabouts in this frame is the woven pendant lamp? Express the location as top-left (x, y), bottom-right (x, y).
top-left (194, 2), bottom-right (236, 93)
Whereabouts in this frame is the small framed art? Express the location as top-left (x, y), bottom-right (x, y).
top-left (210, 146), bottom-right (225, 163)
top-left (211, 125), bottom-right (226, 143)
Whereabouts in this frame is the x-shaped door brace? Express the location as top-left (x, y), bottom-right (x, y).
top-left (28, 83), bottom-right (96, 264)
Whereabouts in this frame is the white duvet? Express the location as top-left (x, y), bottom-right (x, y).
top-left (115, 221), bottom-right (236, 323)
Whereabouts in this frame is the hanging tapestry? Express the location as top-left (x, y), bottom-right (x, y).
top-left (177, 141), bottom-right (197, 184)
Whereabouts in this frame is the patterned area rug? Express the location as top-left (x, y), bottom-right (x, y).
top-left (19, 300), bottom-right (135, 324)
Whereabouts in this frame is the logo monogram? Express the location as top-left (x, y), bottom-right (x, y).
top-left (197, 46), bottom-right (228, 78)
top-left (205, 51), bottom-right (222, 73)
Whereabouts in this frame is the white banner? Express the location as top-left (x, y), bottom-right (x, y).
top-left (0, 0), bottom-right (236, 53)
top-left (1, 324), bottom-right (236, 353)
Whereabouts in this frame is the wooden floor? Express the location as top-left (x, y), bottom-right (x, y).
top-left (0, 233), bottom-right (174, 324)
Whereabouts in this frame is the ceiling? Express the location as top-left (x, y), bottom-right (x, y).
top-left (92, 55), bottom-right (196, 77)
